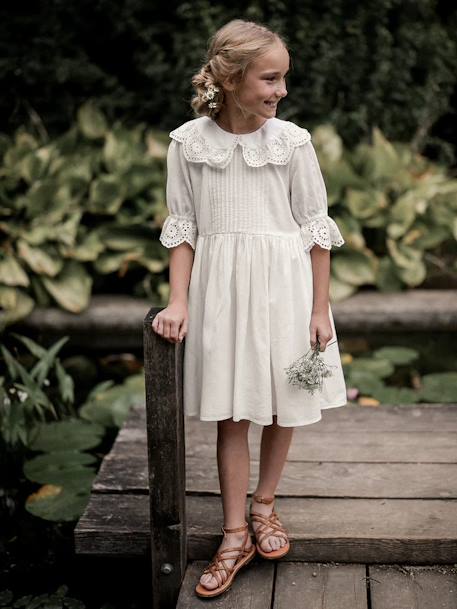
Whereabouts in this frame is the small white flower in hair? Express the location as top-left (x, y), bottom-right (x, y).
top-left (202, 83), bottom-right (220, 102)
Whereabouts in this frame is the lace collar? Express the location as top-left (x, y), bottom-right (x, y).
top-left (169, 116), bottom-right (311, 168)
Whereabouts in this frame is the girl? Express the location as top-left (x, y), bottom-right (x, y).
top-left (152, 18), bottom-right (347, 599)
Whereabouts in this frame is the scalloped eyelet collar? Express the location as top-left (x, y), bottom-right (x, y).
top-left (169, 116), bottom-right (311, 168)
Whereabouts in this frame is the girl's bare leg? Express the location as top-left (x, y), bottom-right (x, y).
top-left (199, 418), bottom-right (252, 590)
top-left (251, 415), bottom-right (294, 552)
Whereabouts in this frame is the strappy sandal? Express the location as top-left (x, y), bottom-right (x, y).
top-left (194, 522), bottom-right (256, 598)
top-left (249, 494), bottom-right (290, 560)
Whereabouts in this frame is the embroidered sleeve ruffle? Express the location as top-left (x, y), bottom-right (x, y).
top-left (169, 117), bottom-right (311, 169)
top-left (299, 215), bottom-right (345, 252)
top-left (159, 214), bottom-right (198, 250)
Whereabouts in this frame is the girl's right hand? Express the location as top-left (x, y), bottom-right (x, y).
top-left (151, 302), bottom-right (189, 344)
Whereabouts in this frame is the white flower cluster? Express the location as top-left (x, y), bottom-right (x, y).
top-left (202, 83), bottom-right (220, 109)
top-left (284, 339), bottom-right (337, 395)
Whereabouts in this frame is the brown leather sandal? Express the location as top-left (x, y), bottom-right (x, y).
top-left (249, 494), bottom-right (290, 560)
top-left (194, 522), bottom-right (256, 598)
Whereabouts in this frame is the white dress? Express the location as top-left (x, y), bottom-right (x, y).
top-left (159, 115), bottom-right (347, 427)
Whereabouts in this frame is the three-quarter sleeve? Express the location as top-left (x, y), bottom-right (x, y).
top-left (159, 139), bottom-right (198, 250)
top-left (289, 140), bottom-right (345, 252)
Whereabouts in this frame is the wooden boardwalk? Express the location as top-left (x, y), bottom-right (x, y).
top-left (75, 401), bottom-right (457, 607)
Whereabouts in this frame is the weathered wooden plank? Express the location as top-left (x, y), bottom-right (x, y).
top-left (185, 429), bottom-right (457, 463)
top-left (74, 494), bottom-right (457, 564)
top-left (369, 564), bottom-right (457, 609)
top-left (274, 563), bottom-right (367, 609)
top-left (74, 494), bottom-right (150, 557)
top-left (143, 308), bottom-right (187, 609)
top-left (92, 444), bottom-right (457, 499)
top-left (176, 560), bottom-right (274, 608)
top-left (126, 401), bottom-right (457, 434)
top-left (186, 459), bottom-right (457, 499)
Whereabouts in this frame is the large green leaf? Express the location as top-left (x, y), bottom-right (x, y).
top-left (103, 125), bottom-right (145, 173)
top-left (372, 346), bottom-right (419, 365)
top-left (19, 145), bottom-right (53, 183)
top-left (419, 372), bottom-right (457, 403)
top-left (349, 357), bottom-right (394, 379)
top-left (346, 188), bottom-right (388, 219)
top-left (0, 254), bottom-right (30, 286)
top-left (17, 240), bottom-right (63, 276)
top-left (28, 419), bottom-right (105, 452)
top-left (25, 483), bottom-right (92, 522)
top-left (41, 260), bottom-right (92, 312)
top-left (77, 101), bottom-right (108, 139)
top-left (87, 174), bottom-right (126, 215)
top-left (0, 287), bottom-right (34, 328)
top-left (370, 386), bottom-right (420, 404)
top-left (79, 372), bottom-right (145, 428)
top-left (59, 229), bottom-right (105, 261)
top-left (332, 251), bottom-right (377, 286)
top-left (375, 256), bottom-right (403, 292)
top-left (24, 451), bottom-right (96, 480)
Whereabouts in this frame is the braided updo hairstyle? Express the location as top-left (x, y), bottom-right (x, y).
top-left (191, 19), bottom-right (288, 119)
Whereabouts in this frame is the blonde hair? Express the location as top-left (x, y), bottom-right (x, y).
top-left (190, 19), bottom-right (289, 119)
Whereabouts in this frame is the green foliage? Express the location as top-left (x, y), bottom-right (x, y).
top-left (0, 585), bottom-right (89, 609)
top-left (0, 1), bottom-right (455, 166)
top-left (0, 333), bottom-right (145, 522)
top-left (0, 101), bottom-right (170, 330)
top-left (0, 334), bottom-right (75, 448)
top-left (344, 345), bottom-right (457, 404)
top-left (1, 103), bottom-right (456, 323)
top-left (312, 125), bottom-right (457, 301)
top-left (79, 373), bottom-right (145, 428)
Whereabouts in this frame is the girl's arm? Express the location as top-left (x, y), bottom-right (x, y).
top-left (289, 137), bottom-right (345, 351)
top-left (310, 245), bottom-right (330, 314)
top-left (168, 242), bottom-right (194, 306)
top-left (153, 139), bottom-right (198, 343)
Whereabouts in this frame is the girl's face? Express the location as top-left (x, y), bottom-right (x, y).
top-left (228, 41), bottom-right (290, 121)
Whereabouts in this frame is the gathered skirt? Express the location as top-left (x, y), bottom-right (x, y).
top-left (183, 231), bottom-right (347, 427)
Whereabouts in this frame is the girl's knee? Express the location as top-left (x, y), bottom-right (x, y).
top-left (217, 417), bottom-right (250, 435)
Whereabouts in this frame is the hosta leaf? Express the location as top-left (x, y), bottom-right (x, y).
top-left (332, 251), bottom-right (377, 286)
top-left (93, 250), bottom-right (142, 274)
top-left (103, 126), bottom-right (145, 173)
top-left (375, 257), bottom-right (403, 292)
top-left (20, 145), bottom-right (53, 183)
top-left (346, 188), bottom-right (388, 219)
top-left (0, 287), bottom-right (34, 328)
top-left (17, 240), bottom-right (63, 276)
top-left (41, 260), bottom-right (92, 313)
top-left (0, 254), bottom-right (30, 286)
top-left (77, 102), bottom-right (108, 139)
top-left (328, 275), bottom-right (356, 302)
top-left (59, 229), bottom-right (105, 261)
top-left (87, 174), bottom-right (126, 215)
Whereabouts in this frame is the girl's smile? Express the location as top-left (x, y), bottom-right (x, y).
top-left (216, 40), bottom-right (290, 133)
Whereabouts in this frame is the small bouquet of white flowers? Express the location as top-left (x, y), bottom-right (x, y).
top-left (284, 338), bottom-right (338, 395)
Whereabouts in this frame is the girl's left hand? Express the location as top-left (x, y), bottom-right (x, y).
top-left (309, 310), bottom-right (333, 351)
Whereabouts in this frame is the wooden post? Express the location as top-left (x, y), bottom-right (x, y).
top-left (143, 306), bottom-right (187, 609)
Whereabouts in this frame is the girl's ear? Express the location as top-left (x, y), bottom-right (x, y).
top-left (222, 76), bottom-right (236, 92)
top-left (223, 70), bottom-right (243, 92)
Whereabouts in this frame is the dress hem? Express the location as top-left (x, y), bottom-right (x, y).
top-left (184, 399), bottom-right (347, 427)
